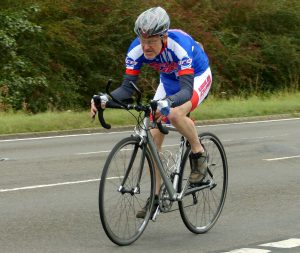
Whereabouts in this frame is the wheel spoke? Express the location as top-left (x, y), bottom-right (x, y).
top-left (179, 133), bottom-right (228, 233)
top-left (99, 137), bottom-right (155, 245)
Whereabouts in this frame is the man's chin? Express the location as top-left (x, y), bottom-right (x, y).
top-left (144, 53), bottom-right (155, 60)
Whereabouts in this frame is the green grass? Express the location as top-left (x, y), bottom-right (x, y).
top-left (193, 92), bottom-right (300, 120)
top-left (1, 92), bottom-right (300, 135)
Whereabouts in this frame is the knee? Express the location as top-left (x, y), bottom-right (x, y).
top-left (150, 129), bottom-right (164, 148)
top-left (168, 101), bottom-right (192, 124)
top-left (168, 107), bottom-right (183, 124)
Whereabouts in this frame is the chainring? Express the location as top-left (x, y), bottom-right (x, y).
top-left (158, 183), bottom-right (173, 212)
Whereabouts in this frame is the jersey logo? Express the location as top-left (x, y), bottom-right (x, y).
top-left (125, 57), bottom-right (138, 67)
top-left (149, 62), bottom-right (178, 74)
top-left (178, 57), bottom-right (193, 69)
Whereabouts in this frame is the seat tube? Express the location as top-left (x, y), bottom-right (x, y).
top-left (172, 137), bottom-right (186, 191)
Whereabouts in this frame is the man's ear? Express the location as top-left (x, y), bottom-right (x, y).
top-left (163, 34), bottom-right (168, 43)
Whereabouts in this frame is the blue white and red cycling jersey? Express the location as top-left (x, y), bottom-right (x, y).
top-left (125, 29), bottom-right (209, 94)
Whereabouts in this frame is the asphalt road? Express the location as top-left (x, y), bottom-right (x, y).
top-left (0, 117), bottom-right (300, 253)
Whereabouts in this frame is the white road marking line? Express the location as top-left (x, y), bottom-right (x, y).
top-left (264, 155), bottom-right (300, 161)
top-left (221, 248), bottom-right (270, 253)
top-left (222, 133), bottom-right (289, 143)
top-left (197, 117), bottom-right (300, 128)
top-left (1, 117), bottom-right (299, 143)
top-left (76, 144), bottom-right (179, 155)
top-left (77, 150), bottom-right (110, 155)
top-left (0, 157), bottom-right (11, 161)
top-left (0, 178), bottom-right (100, 193)
top-left (260, 238), bottom-right (300, 248)
top-left (219, 237), bottom-right (300, 252)
top-left (0, 176), bottom-right (117, 193)
top-left (0, 131), bottom-right (132, 143)
top-left (76, 134), bottom-right (288, 156)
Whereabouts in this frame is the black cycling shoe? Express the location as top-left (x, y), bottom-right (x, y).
top-left (136, 196), bottom-right (159, 219)
top-left (189, 151), bottom-right (208, 184)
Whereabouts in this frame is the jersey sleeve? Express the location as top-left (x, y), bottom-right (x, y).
top-left (178, 55), bottom-right (194, 76)
top-left (168, 31), bottom-right (195, 76)
top-left (125, 38), bottom-right (144, 76)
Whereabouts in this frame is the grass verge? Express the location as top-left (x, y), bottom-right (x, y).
top-left (1, 92), bottom-right (300, 135)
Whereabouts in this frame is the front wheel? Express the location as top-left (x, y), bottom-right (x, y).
top-left (99, 136), bottom-right (156, 246)
top-left (178, 132), bottom-right (228, 233)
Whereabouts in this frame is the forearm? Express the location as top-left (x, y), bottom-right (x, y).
top-left (168, 74), bottom-right (194, 107)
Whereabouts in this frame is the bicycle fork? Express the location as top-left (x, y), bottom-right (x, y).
top-left (117, 140), bottom-right (145, 195)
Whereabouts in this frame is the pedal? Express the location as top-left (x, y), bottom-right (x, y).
top-left (190, 179), bottom-right (210, 187)
top-left (151, 206), bottom-right (160, 222)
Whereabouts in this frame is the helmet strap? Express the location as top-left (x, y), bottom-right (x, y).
top-left (160, 34), bottom-right (167, 52)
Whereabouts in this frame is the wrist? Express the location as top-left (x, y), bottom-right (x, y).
top-left (166, 97), bottom-right (174, 107)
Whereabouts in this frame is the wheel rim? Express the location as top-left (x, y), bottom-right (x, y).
top-left (179, 134), bottom-right (228, 232)
top-left (99, 139), bottom-right (155, 245)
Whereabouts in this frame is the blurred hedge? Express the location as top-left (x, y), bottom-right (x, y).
top-left (0, 0), bottom-right (299, 112)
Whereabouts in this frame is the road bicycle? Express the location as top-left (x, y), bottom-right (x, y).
top-left (95, 80), bottom-right (228, 246)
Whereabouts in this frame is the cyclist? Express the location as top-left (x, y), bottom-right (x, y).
top-left (91, 6), bottom-right (212, 218)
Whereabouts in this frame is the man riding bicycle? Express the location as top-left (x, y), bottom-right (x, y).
top-left (91, 6), bottom-right (212, 218)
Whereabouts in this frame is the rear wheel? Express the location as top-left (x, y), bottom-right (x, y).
top-left (178, 132), bottom-right (228, 233)
top-left (99, 136), bottom-right (155, 245)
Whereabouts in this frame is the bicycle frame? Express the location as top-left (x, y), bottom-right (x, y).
top-left (97, 80), bottom-right (213, 202)
top-left (133, 116), bottom-right (210, 202)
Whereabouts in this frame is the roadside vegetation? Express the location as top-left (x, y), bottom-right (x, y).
top-left (1, 1), bottom-right (299, 135)
top-left (0, 0), bottom-right (299, 113)
top-left (1, 91), bottom-right (299, 135)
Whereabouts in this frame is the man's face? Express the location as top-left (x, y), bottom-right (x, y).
top-left (139, 35), bottom-right (166, 59)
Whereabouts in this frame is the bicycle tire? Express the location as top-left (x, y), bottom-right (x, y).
top-left (178, 132), bottom-right (228, 233)
top-left (99, 136), bottom-right (156, 246)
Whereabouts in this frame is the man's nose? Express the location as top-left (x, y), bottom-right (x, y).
top-left (143, 44), bottom-right (151, 50)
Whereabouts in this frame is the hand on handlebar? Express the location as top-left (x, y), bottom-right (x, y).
top-left (90, 93), bottom-right (110, 118)
top-left (157, 98), bottom-right (172, 117)
top-left (90, 101), bottom-right (97, 118)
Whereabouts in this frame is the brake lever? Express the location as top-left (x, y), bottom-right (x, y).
top-left (150, 100), bottom-right (169, 135)
top-left (92, 94), bottom-right (111, 129)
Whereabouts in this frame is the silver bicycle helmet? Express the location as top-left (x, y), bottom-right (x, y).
top-left (134, 7), bottom-right (170, 37)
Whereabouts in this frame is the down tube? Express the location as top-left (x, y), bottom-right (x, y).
top-left (147, 134), bottom-right (177, 200)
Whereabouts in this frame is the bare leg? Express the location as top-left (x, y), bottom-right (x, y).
top-left (150, 101), bottom-right (205, 193)
top-left (167, 101), bottom-right (204, 154)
